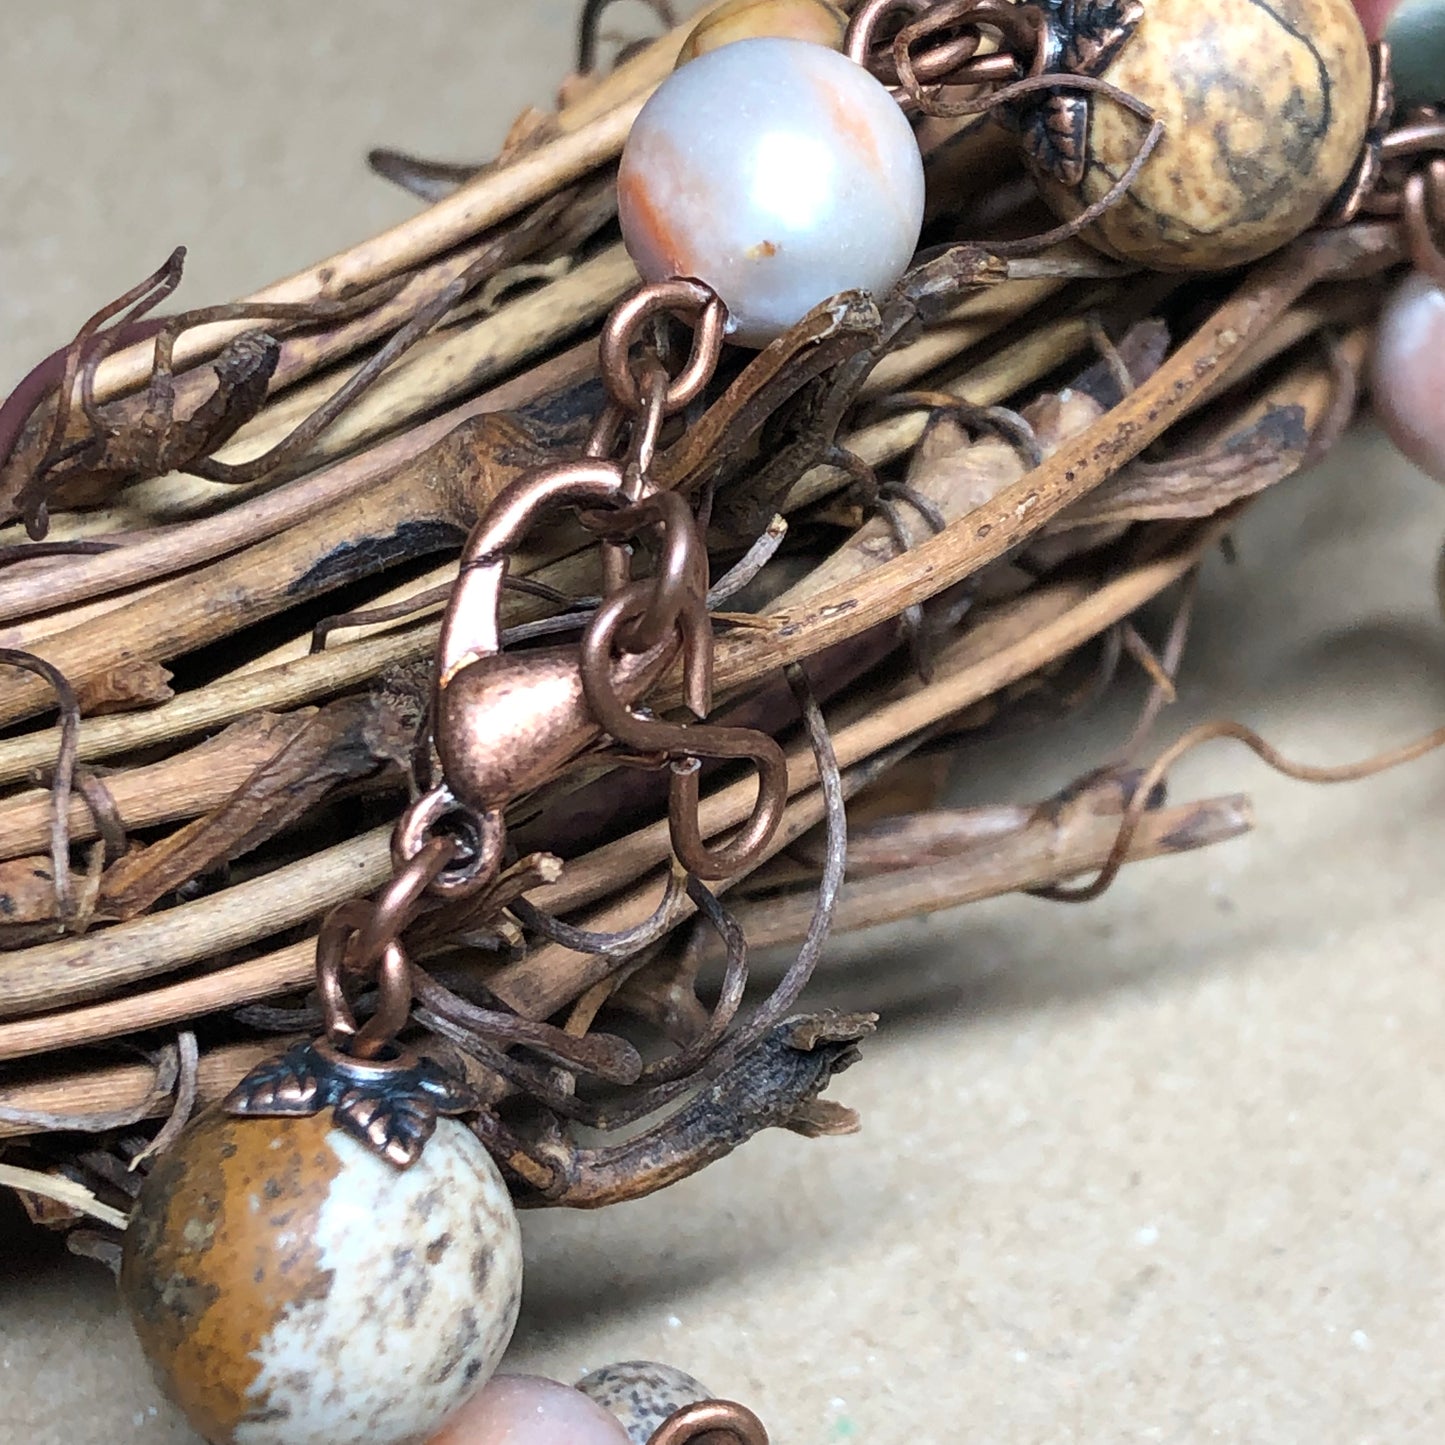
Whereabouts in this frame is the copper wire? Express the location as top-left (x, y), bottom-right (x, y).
top-left (1361, 109), bottom-right (1445, 283)
top-left (846, 0), bottom-right (1037, 98)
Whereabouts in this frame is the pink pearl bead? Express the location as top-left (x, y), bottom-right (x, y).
top-left (1372, 272), bottom-right (1445, 484)
top-left (1352, 0), bottom-right (1399, 40)
top-left (429, 1374), bottom-right (632, 1445)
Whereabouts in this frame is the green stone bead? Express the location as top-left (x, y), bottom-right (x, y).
top-left (1387, 0), bottom-right (1445, 105)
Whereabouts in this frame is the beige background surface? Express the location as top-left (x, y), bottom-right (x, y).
top-left (2, 5), bottom-right (1444, 1443)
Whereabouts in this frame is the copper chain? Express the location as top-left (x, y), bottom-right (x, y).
top-left (579, 284), bottom-right (788, 881)
top-left (310, 277), bottom-right (787, 1055)
top-left (314, 835), bottom-right (460, 1059)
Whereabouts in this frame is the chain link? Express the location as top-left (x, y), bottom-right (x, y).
top-left (314, 836), bottom-right (460, 1057)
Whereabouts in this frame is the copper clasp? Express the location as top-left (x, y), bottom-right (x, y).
top-left (431, 458), bottom-right (685, 868)
top-left (422, 276), bottom-right (787, 899)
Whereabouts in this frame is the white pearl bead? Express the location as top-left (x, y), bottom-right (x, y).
top-left (1372, 272), bottom-right (1445, 484)
top-left (618, 37), bottom-right (925, 347)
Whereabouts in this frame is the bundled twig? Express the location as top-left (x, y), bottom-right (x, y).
top-left (1, 0), bottom-right (1439, 1225)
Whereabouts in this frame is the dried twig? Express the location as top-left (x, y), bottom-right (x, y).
top-left (0, 1039), bottom-right (292, 1141)
top-left (708, 793), bottom-right (1253, 957)
top-left (0, 712), bottom-right (312, 861)
top-left (700, 225), bottom-right (1403, 702)
top-left (513, 1012), bottom-right (874, 1209)
top-left (128, 1031), bottom-right (199, 1167)
top-left (1035, 718), bottom-right (1445, 904)
top-left (0, 1162), bottom-right (129, 1230)
top-left (0, 830), bottom-right (391, 1022)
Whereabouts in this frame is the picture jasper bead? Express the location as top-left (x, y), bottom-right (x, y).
top-left (120, 1107), bottom-right (523, 1445)
top-left (1032, 0), bottom-right (1375, 270)
top-left (675, 0), bottom-right (848, 64)
top-left (576, 1360), bottom-right (712, 1444)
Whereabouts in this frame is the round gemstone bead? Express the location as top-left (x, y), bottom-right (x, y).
top-left (120, 1108), bottom-right (523, 1445)
top-left (576, 1360), bottom-right (712, 1444)
top-left (1385, 0), bottom-right (1445, 104)
top-left (1352, 0), bottom-right (1399, 40)
top-left (1372, 271), bottom-right (1445, 484)
top-left (618, 37), bottom-right (926, 347)
top-left (676, 0), bottom-right (848, 65)
top-left (429, 1375), bottom-right (631, 1445)
top-left (1032, 0), bottom-right (1375, 270)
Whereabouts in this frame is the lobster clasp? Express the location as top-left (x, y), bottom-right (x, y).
top-left (436, 459), bottom-right (626, 689)
top-left (433, 458), bottom-right (680, 821)
top-left (424, 274), bottom-right (786, 894)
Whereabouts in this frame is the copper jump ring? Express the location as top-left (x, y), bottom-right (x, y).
top-left (313, 836), bottom-right (463, 1057)
top-left (600, 278), bottom-right (727, 414)
top-left (585, 487), bottom-right (709, 654)
top-left (1403, 163), bottom-right (1445, 286)
top-left (315, 909), bottom-right (412, 1059)
top-left (1378, 112), bottom-right (1445, 169)
top-left (894, 0), bottom-right (1043, 88)
top-left (393, 785), bottom-right (506, 899)
top-left (586, 358), bottom-right (669, 481)
top-left (1363, 110), bottom-right (1445, 283)
top-left (596, 362), bottom-right (672, 594)
top-left (315, 898), bottom-right (372, 1044)
top-left (646, 1399), bottom-right (769, 1445)
top-left (356, 835), bottom-right (460, 965)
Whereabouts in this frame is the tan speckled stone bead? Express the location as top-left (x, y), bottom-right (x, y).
top-left (676, 0), bottom-right (848, 65)
top-left (576, 1361), bottom-right (712, 1444)
top-left (120, 1108), bottom-right (523, 1445)
top-left (1033, 0), bottom-right (1374, 271)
